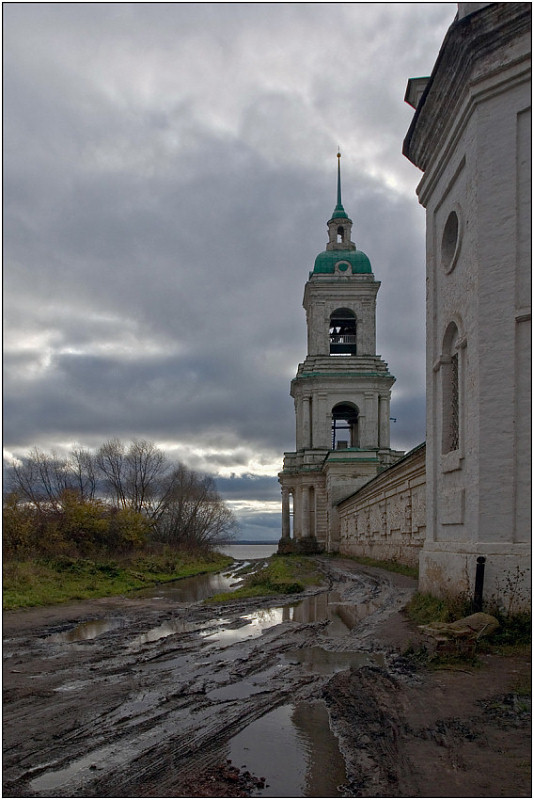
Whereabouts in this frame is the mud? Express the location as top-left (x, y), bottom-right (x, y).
top-left (3, 557), bottom-right (531, 798)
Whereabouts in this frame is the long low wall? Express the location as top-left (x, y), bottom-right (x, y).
top-left (337, 443), bottom-right (426, 567)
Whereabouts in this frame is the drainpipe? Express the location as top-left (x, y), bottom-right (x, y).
top-left (473, 556), bottom-right (486, 612)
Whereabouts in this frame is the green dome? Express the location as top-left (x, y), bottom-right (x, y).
top-left (313, 249), bottom-right (372, 274)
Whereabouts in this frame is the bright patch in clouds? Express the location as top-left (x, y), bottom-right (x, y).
top-left (227, 499), bottom-right (281, 516)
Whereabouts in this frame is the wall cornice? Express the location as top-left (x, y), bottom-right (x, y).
top-left (337, 442), bottom-right (426, 508)
top-left (403, 3), bottom-right (531, 178)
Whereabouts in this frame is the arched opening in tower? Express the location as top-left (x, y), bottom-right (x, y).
top-left (331, 402), bottom-right (359, 449)
top-left (329, 308), bottom-right (356, 355)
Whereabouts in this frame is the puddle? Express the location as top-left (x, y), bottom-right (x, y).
top-left (46, 619), bottom-right (114, 643)
top-left (193, 587), bottom-right (374, 651)
top-left (290, 592), bottom-right (341, 622)
top-left (290, 592), bottom-right (353, 635)
top-left (226, 701), bottom-right (346, 797)
top-left (200, 607), bottom-right (286, 647)
top-left (54, 680), bottom-right (93, 693)
top-left (333, 599), bottom-right (382, 629)
top-left (283, 645), bottom-right (385, 675)
top-left (128, 618), bottom-right (199, 649)
top-left (128, 605), bottom-right (287, 654)
top-left (30, 742), bottom-right (126, 794)
top-left (133, 569), bottom-right (236, 603)
top-left (128, 606), bottom-right (286, 654)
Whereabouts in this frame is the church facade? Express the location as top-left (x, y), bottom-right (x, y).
top-left (278, 155), bottom-right (403, 554)
top-left (403, 2), bottom-right (531, 604)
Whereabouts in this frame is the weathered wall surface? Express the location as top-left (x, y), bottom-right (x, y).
top-left (403, 4), bottom-right (531, 608)
top-left (337, 444), bottom-right (426, 567)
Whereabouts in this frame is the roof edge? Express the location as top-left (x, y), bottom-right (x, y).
top-left (336, 441), bottom-right (426, 507)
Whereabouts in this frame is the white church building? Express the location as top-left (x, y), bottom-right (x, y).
top-left (279, 3), bottom-right (531, 609)
top-left (403, 1), bottom-right (531, 605)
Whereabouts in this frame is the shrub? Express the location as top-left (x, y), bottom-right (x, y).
top-left (2, 493), bottom-right (38, 557)
top-left (2, 490), bottom-right (150, 559)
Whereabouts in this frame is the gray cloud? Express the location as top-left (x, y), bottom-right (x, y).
top-left (4, 3), bottom-right (455, 538)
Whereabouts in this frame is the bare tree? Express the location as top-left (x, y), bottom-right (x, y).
top-left (70, 447), bottom-right (98, 501)
top-left (153, 466), bottom-right (237, 548)
top-left (9, 454), bottom-right (43, 509)
top-left (124, 439), bottom-right (168, 516)
top-left (9, 448), bottom-right (74, 510)
top-left (95, 439), bottom-right (127, 509)
top-left (8, 439), bottom-right (237, 551)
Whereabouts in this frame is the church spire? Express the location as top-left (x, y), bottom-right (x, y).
top-left (331, 151), bottom-right (349, 220)
top-left (325, 151), bottom-right (355, 252)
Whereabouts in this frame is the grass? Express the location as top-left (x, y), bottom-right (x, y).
top-left (405, 591), bottom-right (471, 626)
top-left (343, 554), bottom-right (419, 579)
top-left (3, 550), bottom-right (233, 610)
top-left (209, 554), bottom-right (323, 603)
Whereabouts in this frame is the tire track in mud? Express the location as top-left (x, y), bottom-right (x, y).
top-left (3, 558), bottom-right (414, 797)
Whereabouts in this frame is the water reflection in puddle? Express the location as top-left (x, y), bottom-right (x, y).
top-left (194, 587), bottom-right (377, 650)
top-left (200, 593), bottom-right (358, 650)
top-left (334, 599), bottom-right (382, 629)
top-left (291, 592), bottom-right (382, 633)
top-left (283, 645), bottom-right (384, 674)
top-left (47, 619), bottom-right (114, 643)
top-left (133, 570), bottom-right (236, 603)
top-left (129, 602), bottom-right (300, 653)
top-left (30, 743), bottom-right (123, 794)
top-left (200, 608), bottom-right (286, 646)
top-left (128, 618), bottom-right (200, 649)
top-left (226, 701), bottom-right (346, 797)
top-left (291, 593), bottom-right (351, 635)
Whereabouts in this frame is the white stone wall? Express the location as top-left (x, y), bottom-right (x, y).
top-left (337, 445), bottom-right (426, 567)
top-left (404, 4), bottom-right (531, 608)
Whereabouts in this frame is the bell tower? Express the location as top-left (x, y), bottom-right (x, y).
top-left (279, 154), bottom-right (403, 553)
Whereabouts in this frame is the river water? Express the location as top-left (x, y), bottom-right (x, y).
top-left (219, 542), bottom-right (278, 560)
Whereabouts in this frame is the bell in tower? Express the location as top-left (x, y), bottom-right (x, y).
top-left (279, 154), bottom-right (404, 554)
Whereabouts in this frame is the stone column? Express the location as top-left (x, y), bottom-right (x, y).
top-left (281, 488), bottom-right (291, 539)
top-left (302, 396), bottom-right (311, 449)
top-left (315, 392), bottom-right (328, 448)
top-left (309, 301), bottom-right (327, 355)
top-left (293, 486), bottom-right (302, 539)
top-left (301, 485), bottom-right (310, 538)
top-left (359, 402), bottom-right (369, 447)
top-left (379, 393), bottom-right (390, 448)
top-left (362, 392), bottom-right (378, 448)
top-left (309, 487), bottom-right (316, 538)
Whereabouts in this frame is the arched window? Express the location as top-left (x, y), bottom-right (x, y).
top-left (442, 322), bottom-right (460, 453)
top-left (332, 402), bottom-right (359, 449)
top-left (336, 226), bottom-right (345, 244)
top-left (329, 308), bottom-right (356, 356)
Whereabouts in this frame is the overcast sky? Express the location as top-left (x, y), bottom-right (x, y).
top-left (4, 2), bottom-right (455, 540)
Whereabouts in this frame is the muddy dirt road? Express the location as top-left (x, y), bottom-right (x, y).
top-left (3, 557), bottom-right (531, 798)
